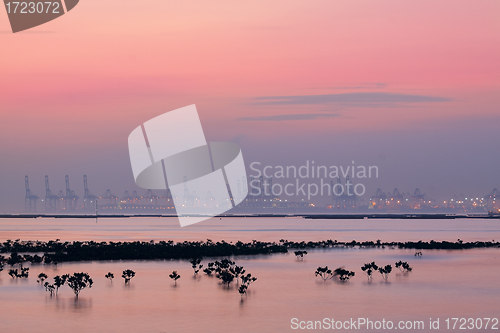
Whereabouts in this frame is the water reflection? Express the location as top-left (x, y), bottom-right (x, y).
top-left (48, 296), bottom-right (93, 312)
top-left (8, 278), bottom-right (29, 286)
top-left (0, 249), bottom-right (498, 332)
top-left (0, 218), bottom-right (499, 332)
top-left (1, 217), bottom-right (500, 243)
top-left (123, 283), bottom-right (135, 290)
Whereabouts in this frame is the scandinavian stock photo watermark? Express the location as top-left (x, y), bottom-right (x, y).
top-left (248, 161), bottom-right (379, 201)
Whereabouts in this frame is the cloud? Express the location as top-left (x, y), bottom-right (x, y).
top-left (238, 113), bottom-right (340, 121)
top-left (252, 92), bottom-right (451, 106)
top-left (329, 83), bottom-right (387, 90)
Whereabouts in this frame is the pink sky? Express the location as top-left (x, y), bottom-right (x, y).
top-left (1, 0), bottom-right (499, 209)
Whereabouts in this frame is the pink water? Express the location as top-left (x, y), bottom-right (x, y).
top-left (0, 216), bottom-right (498, 242)
top-left (0, 217), bottom-right (499, 332)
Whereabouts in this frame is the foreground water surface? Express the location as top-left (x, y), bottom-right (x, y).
top-left (0, 217), bottom-right (499, 332)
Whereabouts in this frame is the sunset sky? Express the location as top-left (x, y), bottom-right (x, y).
top-left (1, 0), bottom-right (499, 211)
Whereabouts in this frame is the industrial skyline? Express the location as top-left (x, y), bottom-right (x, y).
top-left (21, 174), bottom-right (499, 214)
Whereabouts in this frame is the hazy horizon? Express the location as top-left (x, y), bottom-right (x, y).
top-left (1, 0), bottom-right (499, 212)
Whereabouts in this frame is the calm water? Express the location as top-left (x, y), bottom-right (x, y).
top-left (0, 217), bottom-right (499, 333)
top-left (0, 216), bottom-right (499, 242)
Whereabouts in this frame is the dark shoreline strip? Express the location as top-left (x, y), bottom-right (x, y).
top-left (0, 213), bottom-right (499, 219)
top-left (1, 239), bottom-right (498, 265)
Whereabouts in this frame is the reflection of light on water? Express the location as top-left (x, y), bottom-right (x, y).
top-left (0, 249), bottom-right (499, 331)
top-left (123, 283), bottom-right (135, 290)
top-left (1, 217), bottom-right (500, 243)
top-left (8, 278), bottom-right (29, 286)
top-left (48, 297), bottom-right (93, 313)
top-left (71, 298), bottom-right (93, 312)
top-left (0, 218), bottom-right (499, 332)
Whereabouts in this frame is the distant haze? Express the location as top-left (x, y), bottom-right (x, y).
top-left (1, 0), bottom-right (499, 212)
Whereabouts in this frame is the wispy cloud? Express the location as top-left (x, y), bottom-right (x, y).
top-left (252, 92), bottom-right (451, 106)
top-left (328, 83), bottom-right (387, 90)
top-left (238, 113), bottom-right (340, 121)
